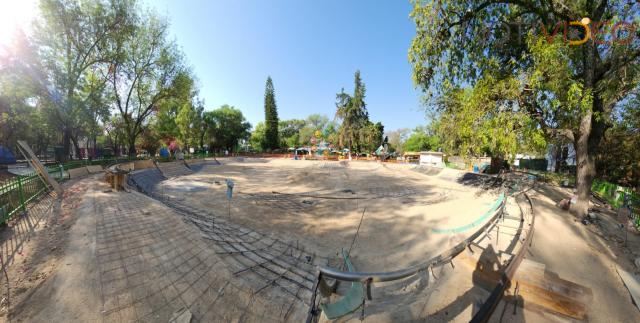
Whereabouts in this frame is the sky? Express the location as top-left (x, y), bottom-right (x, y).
top-left (146, 0), bottom-right (428, 131)
top-left (0, 0), bottom-right (428, 131)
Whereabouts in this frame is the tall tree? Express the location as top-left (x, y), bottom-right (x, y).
top-left (106, 8), bottom-right (192, 156)
top-left (204, 105), bottom-right (251, 152)
top-left (0, 30), bottom-right (44, 154)
top-left (410, 0), bottom-right (640, 217)
top-left (33, 0), bottom-right (129, 160)
top-left (263, 76), bottom-right (279, 150)
top-left (335, 70), bottom-right (369, 157)
top-left (176, 101), bottom-right (197, 152)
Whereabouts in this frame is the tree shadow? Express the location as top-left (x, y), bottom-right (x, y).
top-left (427, 244), bottom-right (525, 322)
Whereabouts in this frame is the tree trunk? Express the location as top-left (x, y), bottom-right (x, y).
top-left (553, 144), bottom-right (562, 173)
top-left (574, 127), bottom-right (595, 217)
top-left (573, 40), bottom-right (599, 218)
top-left (93, 136), bottom-right (97, 158)
top-left (70, 135), bottom-right (82, 159)
top-left (128, 137), bottom-right (137, 157)
top-left (62, 128), bottom-right (71, 161)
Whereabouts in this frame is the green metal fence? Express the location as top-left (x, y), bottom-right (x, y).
top-left (592, 179), bottom-right (640, 209)
top-left (0, 172), bottom-right (48, 225)
top-left (0, 156), bottom-right (143, 225)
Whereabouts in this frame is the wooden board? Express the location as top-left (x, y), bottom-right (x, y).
top-left (17, 140), bottom-right (63, 195)
top-left (133, 159), bottom-right (154, 170)
top-left (458, 254), bottom-right (592, 320)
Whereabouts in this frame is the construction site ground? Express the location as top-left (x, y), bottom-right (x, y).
top-left (0, 158), bottom-right (639, 322)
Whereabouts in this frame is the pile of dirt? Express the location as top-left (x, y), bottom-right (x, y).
top-left (286, 171), bottom-right (310, 184)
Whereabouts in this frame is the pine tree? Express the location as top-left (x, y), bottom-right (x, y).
top-left (263, 76), bottom-right (279, 150)
top-left (336, 70), bottom-right (369, 158)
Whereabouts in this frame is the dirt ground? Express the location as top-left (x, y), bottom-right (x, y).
top-left (1, 158), bottom-right (640, 322)
top-left (158, 159), bottom-right (500, 271)
top-left (0, 181), bottom-right (97, 322)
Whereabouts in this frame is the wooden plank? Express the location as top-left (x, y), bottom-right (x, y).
top-left (458, 254), bottom-right (591, 320)
top-left (514, 261), bottom-right (593, 304)
top-left (508, 278), bottom-right (589, 320)
top-left (17, 140), bottom-right (62, 195)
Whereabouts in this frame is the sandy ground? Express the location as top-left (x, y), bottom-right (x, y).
top-left (0, 178), bottom-right (94, 322)
top-left (1, 159), bottom-right (639, 322)
top-left (158, 159), bottom-right (500, 271)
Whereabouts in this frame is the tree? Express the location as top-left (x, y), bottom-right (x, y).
top-left (0, 30), bottom-right (44, 155)
top-left (138, 126), bottom-right (161, 156)
top-left (263, 76), bottom-right (279, 150)
top-left (176, 101), bottom-right (197, 152)
top-left (335, 70), bottom-right (369, 157)
top-left (192, 99), bottom-right (208, 151)
top-left (104, 115), bottom-right (126, 156)
top-left (596, 94), bottom-right (640, 189)
top-left (279, 119), bottom-right (306, 148)
top-left (249, 122), bottom-right (266, 152)
top-left (433, 77), bottom-right (546, 159)
top-left (106, 7), bottom-right (192, 156)
top-left (404, 127), bottom-right (439, 152)
top-left (409, 1), bottom-right (640, 217)
top-left (33, 0), bottom-right (129, 161)
top-left (204, 105), bottom-right (251, 152)
top-left (359, 121), bottom-right (384, 153)
top-left (386, 128), bottom-right (410, 154)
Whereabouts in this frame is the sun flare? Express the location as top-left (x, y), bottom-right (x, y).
top-left (0, 0), bottom-right (38, 47)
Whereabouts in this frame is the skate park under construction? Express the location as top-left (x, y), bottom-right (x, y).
top-left (2, 153), bottom-right (639, 323)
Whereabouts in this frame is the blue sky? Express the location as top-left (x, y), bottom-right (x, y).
top-left (146, 0), bottom-right (427, 131)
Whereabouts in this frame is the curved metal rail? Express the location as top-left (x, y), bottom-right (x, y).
top-left (470, 191), bottom-right (535, 323)
top-left (315, 195), bottom-right (506, 283)
top-left (305, 194), bottom-right (508, 322)
top-left (307, 176), bottom-right (536, 323)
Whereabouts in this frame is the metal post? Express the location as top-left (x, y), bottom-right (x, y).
top-left (17, 177), bottom-right (26, 212)
top-left (59, 164), bottom-right (64, 179)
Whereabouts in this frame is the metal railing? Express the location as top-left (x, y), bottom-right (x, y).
top-left (0, 156), bottom-right (145, 225)
top-left (0, 173), bottom-right (49, 224)
top-left (306, 193), bottom-right (508, 322)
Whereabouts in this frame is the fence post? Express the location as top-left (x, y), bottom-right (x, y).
top-left (17, 176), bottom-right (26, 212)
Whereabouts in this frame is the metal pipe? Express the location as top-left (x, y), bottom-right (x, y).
top-left (316, 197), bottom-right (506, 282)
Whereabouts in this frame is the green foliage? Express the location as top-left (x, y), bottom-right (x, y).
top-left (359, 121), bottom-right (384, 153)
top-left (249, 122), bottom-right (266, 152)
top-left (335, 70), bottom-right (383, 154)
top-left (0, 31), bottom-right (51, 155)
top-left (433, 74), bottom-right (546, 159)
top-left (264, 76), bottom-right (279, 150)
top-left (106, 6), bottom-right (192, 155)
top-left (403, 127), bottom-right (439, 153)
top-left (279, 119), bottom-right (306, 148)
top-left (277, 114), bottom-right (335, 148)
top-left (32, 0), bottom-right (131, 159)
top-left (204, 105), bottom-right (251, 152)
top-left (175, 98), bottom-right (207, 151)
top-left (596, 95), bottom-right (640, 188)
top-left (138, 127), bottom-right (161, 156)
